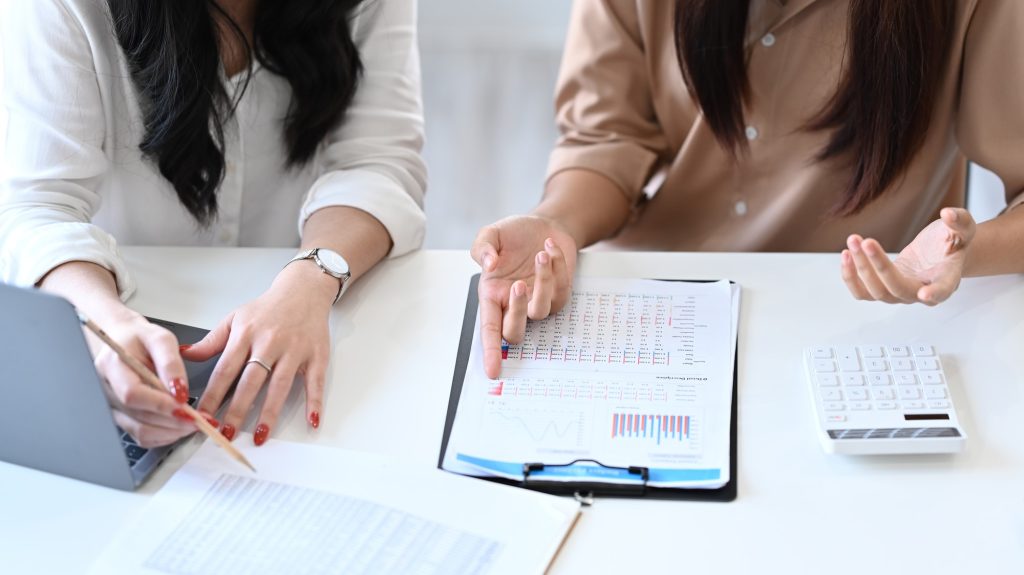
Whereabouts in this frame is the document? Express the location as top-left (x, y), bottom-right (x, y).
top-left (91, 436), bottom-right (579, 575)
top-left (443, 278), bottom-right (738, 488)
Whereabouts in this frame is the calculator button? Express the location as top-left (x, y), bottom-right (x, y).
top-left (899, 387), bottom-right (922, 400)
top-left (821, 389), bottom-right (842, 401)
top-left (902, 401), bottom-right (926, 410)
top-left (872, 388), bottom-right (895, 400)
top-left (925, 387), bottom-right (948, 399)
top-left (912, 344), bottom-right (935, 357)
top-left (817, 374), bottom-right (840, 387)
top-left (824, 402), bottom-right (846, 411)
top-left (125, 445), bottom-right (146, 461)
top-left (869, 374), bottom-right (892, 386)
top-left (916, 358), bottom-right (940, 371)
top-left (876, 401), bottom-right (897, 410)
top-left (927, 400), bottom-right (951, 409)
top-left (812, 347), bottom-right (833, 359)
top-left (860, 345), bottom-right (884, 358)
top-left (813, 360), bottom-right (837, 372)
top-left (850, 402), bottom-right (871, 411)
top-left (896, 374), bottom-right (918, 386)
top-left (891, 358), bottom-right (914, 371)
top-left (842, 374), bottom-right (866, 387)
top-left (921, 373), bottom-right (945, 385)
top-left (846, 389), bottom-right (868, 401)
top-left (865, 359), bottom-right (888, 372)
top-left (835, 346), bottom-right (861, 371)
top-left (826, 414), bottom-right (847, 423)
top-left (887, 345), bottom-right (910, 357)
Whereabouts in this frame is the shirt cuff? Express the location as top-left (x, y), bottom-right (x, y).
top-left (546, 142), bottom-right (661, 204)
top-left (299, 169), bottom-right (426, 258)
top-left (0, 221), bottom-right (136, 300)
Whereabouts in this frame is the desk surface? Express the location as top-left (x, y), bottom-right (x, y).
top-left (2, 248), bottom-right (1022, 574)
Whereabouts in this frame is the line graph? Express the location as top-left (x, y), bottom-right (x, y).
top-left (479, 402), bottom-right (589, 450)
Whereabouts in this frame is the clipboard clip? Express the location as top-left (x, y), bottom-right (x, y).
top-left (522, 459), bottom-right (650, 504)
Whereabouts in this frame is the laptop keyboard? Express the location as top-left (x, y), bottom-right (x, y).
top-left (121, 396), bottom-right (198, 467)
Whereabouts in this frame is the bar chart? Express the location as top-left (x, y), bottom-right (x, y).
top-left (610, 412), bottom-right (698, 446)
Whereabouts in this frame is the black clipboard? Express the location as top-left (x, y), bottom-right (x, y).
top-left (437, 274), bottom-right (738, 502)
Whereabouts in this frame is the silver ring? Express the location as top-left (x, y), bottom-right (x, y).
top-left (246, 358), bottom-right (272, 374)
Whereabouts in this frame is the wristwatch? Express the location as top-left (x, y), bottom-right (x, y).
top-left (286, 248), bottom-right (351, 305)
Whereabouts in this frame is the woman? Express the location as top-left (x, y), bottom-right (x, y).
top-left (0, 0), bottom-right (426, 445)
top-left (472, 0), bottom-right (1024, 378)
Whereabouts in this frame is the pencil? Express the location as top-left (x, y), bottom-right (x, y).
top-left (78, 313), bottom-right (256, 473)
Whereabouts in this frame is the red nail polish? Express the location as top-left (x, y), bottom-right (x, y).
top-left (171, 378), bottom-right (188, 403)
top-left (203, 414), bottom-right (219, 428)
top-left (309, 411), bottom-right (320, 429)
top-left (254, 423), bottom-right (270, 446)
top-left (179, 344), bottom-right (192, 352)
top-left (220, 424), bottom-right (236, 441)
top-left (172, 408), bottom-right (191, 422)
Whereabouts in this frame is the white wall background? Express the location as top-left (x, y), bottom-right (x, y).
top-left (0, 0), bottom-right (1007, 248)
top-left (0, 0), bottom-right (7, 177)
top-left (418, 0), bottom-right (571, 248)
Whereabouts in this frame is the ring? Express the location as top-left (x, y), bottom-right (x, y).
top-left (246, 358), bottom-right (272, 373)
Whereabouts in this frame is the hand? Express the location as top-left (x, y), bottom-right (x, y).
top-left (471, 215), bottom-right (578, 379)
top-left (183, 262), bottom-right (333, 445)
top-left (841, 207), bottom-right (976, 305)
top-left (90, 309), bottom-right (206, 448)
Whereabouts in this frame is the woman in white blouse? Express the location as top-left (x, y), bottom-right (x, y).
top-left (0, 0), bottom-right (426, 447)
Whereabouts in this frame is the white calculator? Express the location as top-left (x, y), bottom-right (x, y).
top-left (804, 344), bottom-right (966, 455)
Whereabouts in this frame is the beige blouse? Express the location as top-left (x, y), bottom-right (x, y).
top-left (547, 0), bottom-right (1024, 252)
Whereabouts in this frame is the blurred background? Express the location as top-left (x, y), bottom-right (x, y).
top-left (0, 0), bottom-right (1007, 250)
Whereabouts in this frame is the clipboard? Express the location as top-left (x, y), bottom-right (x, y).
top-left (437, 274), bottom-right (738, 502)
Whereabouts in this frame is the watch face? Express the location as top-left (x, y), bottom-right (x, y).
top-left (316, 249), bottom-right (350, 276)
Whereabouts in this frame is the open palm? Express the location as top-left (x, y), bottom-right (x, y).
top-left (841, 208), bottom-right (976, 305)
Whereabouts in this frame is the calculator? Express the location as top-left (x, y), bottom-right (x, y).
top-left (804, 344), bottom-right (966, 455)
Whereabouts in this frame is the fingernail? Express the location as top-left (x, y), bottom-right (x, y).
top-left (309, 411), bottom-right (320, 429)
top-left (483, 254), bottom-right (494, 270)
top-left (254, 423), bottom-right (270, 446)
top-left (545, 238), bottom-right (554, 250)
top-left (537, 251), bottom-right (549, 265)
top-left (513, 282), bottom-right (525, 297)
top-left (220, 424), bottom-right (236, 441)
top-left (171, 378), bottom-right (188, 403)
top-left (172, 408), bottom-right (192, 422)
top-left (201, 412), bottom-right (219, 428)
top-left (179, 344), bottom-right (192, 352)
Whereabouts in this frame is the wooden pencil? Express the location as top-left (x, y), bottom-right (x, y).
top-left (78, 313), bottom-right (256, 473)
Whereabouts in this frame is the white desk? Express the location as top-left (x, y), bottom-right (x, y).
top-left (2, 248), bottom-right (1022, 574)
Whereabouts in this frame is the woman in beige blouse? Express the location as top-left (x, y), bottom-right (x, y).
top-left (473, 0), bottom-right (1024, 378)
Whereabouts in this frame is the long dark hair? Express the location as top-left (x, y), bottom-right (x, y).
top-left (108, 0), bottom-right (365, 225)
top-left (675, 0), bottom-right (954, 215)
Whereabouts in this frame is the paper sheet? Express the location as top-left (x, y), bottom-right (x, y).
top-left (91, 435), bottom-right (579, 575)
top-left (443, 278), bottom-right (739, 488)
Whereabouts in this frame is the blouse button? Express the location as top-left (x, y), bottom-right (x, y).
top-left (745, 126), bottom-right (759, 140)
top-left (734, 200), bottom-right (748, 216)
top-left (761, 33), bottom-right (776, 47)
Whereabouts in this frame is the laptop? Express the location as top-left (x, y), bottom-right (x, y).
top-left (0, 282), bottom-right (218, 490)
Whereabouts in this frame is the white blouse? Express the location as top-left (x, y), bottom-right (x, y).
top-left (0, 0), bottom-right (426, 298)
